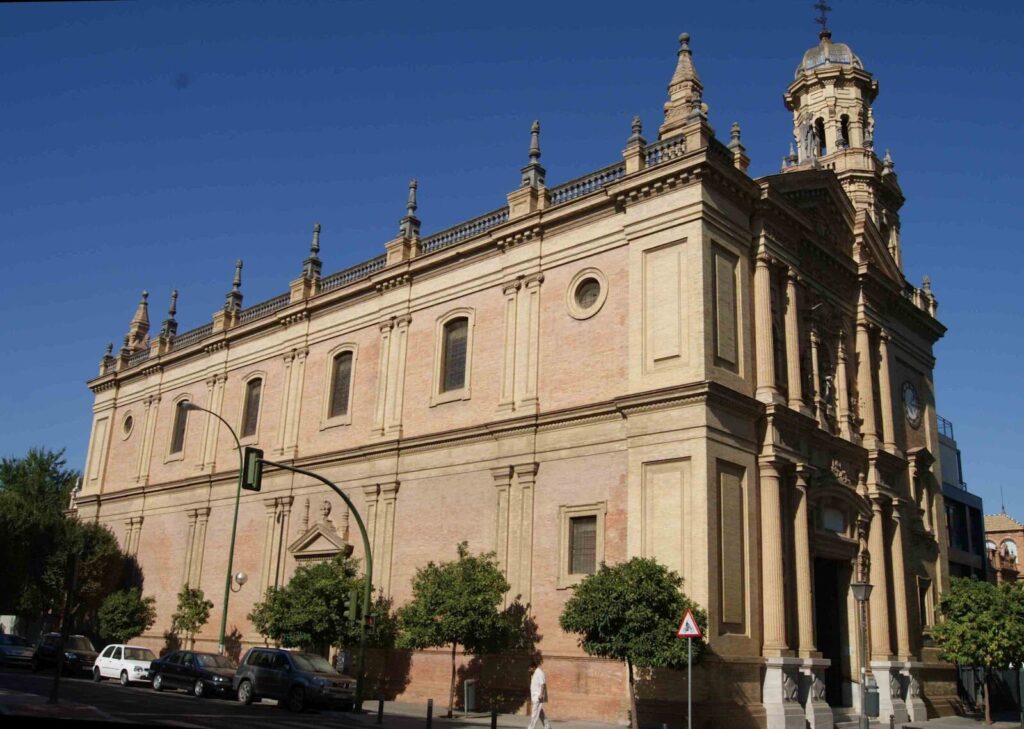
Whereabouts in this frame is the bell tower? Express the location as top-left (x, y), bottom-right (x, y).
top-left (782, 8), bottom-right (906, 269)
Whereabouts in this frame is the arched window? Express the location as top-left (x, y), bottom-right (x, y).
top-left (241, 378), bottom-right (262, 438)
top-left (839, 115), bottom-right (850, 148)
top-left (441, 317), bottom-right (469, 392)
top-left (1001, 540), bottom-right (1018, 562)
top-left (170, 400), bottom-right (189, 454)
top-left (814, 117), bottom-right (827, 156)
top-left (329, 351), bottom-right (354, 418)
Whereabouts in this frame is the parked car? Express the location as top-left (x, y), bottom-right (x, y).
top-left (93, 644), bottom-right (157, 685)
top-left (149, 650), bottom-right (238, 698)
top-left (0, 634), bottom-right (34, 668)
top-left (31, 633), bottom-right (98, 676)
top-left (233, 647), bottom-right (354, 712)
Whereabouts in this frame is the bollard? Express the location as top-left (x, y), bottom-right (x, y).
top-left (377, 694), bottom-right (384, 724)
top-left (427, 698), bottom-right (434, 729)
top-left (491, 706), bottom-right (498, 729)
top-left (889, 715), bottom-right (895, 729)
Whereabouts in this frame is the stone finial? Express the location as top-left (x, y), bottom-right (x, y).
top-left (125, 290), bottom-right (151, 351)
top-left (626, 115), bottom-right (646, 149)
top-left (399, 179), bottom-right (421, 238)
top-left (520, 120), bottom-right (546, 188)
top-left (161, 289), bottom-right (179, 339)
top-left (303, 222), bottom-right (323, 280)
top-left (882, 149), bottom-right (894, 176)
top-left (660, 31), bottom-right (705, 139)
top-left (105, 342), bottom-right (113, 357)
top-left (922, 275), bottom-right (932, 295)
top-left (728, 122), bottom-right (742, 146)
top-left (168, 289), bottom-right (178, 318)
top-left (225, 259), bottom-right (244, 313)
top-left (727, 121), bottom-right (749, 172)
top-left (783, 142), bottom-right (799, 170)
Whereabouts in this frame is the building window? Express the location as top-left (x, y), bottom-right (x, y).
top-left (917, 577), bottom-right (933, 630)
top-left (170, 400), bottom-right (189, 454)
top-left (121, 413), bottom-right (134, 440)
top-left (558, 503), bottom-right (606, 588)
top-left (814, 117), bottom-right (827, 156)
top-left (839, 114), bottom-right (850, 148)
top-left (241, 378), bottom-right (262, 438)
top-left (1001, 540), bottom-right (1019, 562)
top-left (329, 352), bottom-right (353, 418)
top-left (569, 516), bottom-right (597, 575)
top-left (566, 267), bottom-right (608, 320)
top-left (441, 317), bottom-right (468, 393)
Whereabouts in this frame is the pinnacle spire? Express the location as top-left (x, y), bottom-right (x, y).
top-left (520, 120), bottom-right (546, 188)
top-left (125, 290), bottom-right (151, 351)
top-left (659, 32), bottom-right (705, 139)
top-left (225, 259), bottom-right (243, 313)
top-left (399, 179), bottom-right (421, 238)
top-left (303, 222), bottom-right (323, 279)
top-left (161, 289), bottom-right (179, 339)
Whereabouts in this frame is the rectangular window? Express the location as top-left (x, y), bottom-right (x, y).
top-left (241, 379), bottom-right (262, 438)
top-left (441, 318), bottom-right (468, 392)
top-left (329, 352), bottom-right (353, 418)
top-left (170, 401), bottom-right (189, 454)
top-left (569, 515), bottom-right (597, 575)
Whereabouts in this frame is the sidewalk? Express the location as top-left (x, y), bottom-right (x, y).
top-left (0, 688), bottom-right (122, 722)
top-left (338, 700), bottom-right (619, 729)
top-left (906, 714), bottom-right (1022, 728)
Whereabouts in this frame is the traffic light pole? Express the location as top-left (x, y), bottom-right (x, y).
top-left (260, 458), bottom-right (373, 713)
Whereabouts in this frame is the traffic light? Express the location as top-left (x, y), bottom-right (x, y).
top-left (241, 447), bottom-right (264, 492)
top-left (344, 587), bottom-right (359, 624)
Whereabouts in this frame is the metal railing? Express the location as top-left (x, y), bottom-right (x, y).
top-left (320, 255), bottom-right (387, 294)
top-left (238, 293), bottom-right (290, 325)
top-left (644, 134), bottom-right (687, 167)
top-left (546, 162), bottom-right (626, 206)
top-left (937, 414), bottom-right (954, 440)
top-left (419, 207), bottom-right (509, 255)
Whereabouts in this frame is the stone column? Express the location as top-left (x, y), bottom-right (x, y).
top-left (754, 254), bottom-right (781, 404)
top-left (793, 467), bottom-right (816, 657)
top-left (784, 271), bottom-right (806, 413)
top-left (890, 500), bottom-right (912, 660)
top-left (868, 497), bottom-right (893, 660)
top-left (809, 329), bottom-right (826, 429)
top-left (878, 331), bottom-right (899, 454)
top-left (835, 334), bottom-right (852, 440)
top-left (498, 281), bottom-right (520, 412)
top-left (856, 320), bottom-right (879, 449)
top-left (760, 458), bottom-right (789, 655)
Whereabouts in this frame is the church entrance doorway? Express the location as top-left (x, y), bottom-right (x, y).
top-left (814, 557), bottom-right (853, 708)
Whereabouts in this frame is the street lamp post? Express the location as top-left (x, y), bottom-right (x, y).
top-left (851, 581), bottom-right (874, 729)
top-left (180, 401), bottom-right (245, 656)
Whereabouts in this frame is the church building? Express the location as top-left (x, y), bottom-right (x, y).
top-left (75, 20), bottom-right (956, 728)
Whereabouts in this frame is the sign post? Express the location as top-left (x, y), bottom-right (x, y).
top-left (676, 608), bottom-right (702, 729)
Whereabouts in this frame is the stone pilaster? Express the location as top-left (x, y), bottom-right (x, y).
top-left (835, 333), bottom-right (853, 440)
top-left (362, 484), bottom-right (380, 568)
top-left (384, 316), bottom-right (411, 437)
top-left (754, 254), bottom-right (782, 404)
top-left (258, 497), bottom-right (279, 596)
top-left (516, 275), bottom-right (543, 412)
top-left (491, 466), bottom-right (513, 581)
top-left (275, 351), bottom-right (296, 454)
top-left (372, 321), bottom-right (393, 435)
top-left (793, 467), bottom-right (817, 657)
top-left (759, 458), bottom-right (790, 656)
top-left (878, 331), bottom-right (900, 455)
top-left (274, 497), bottom-right (294, 587)
top-left (856, 319), bottom-right (879, 449)
top-left (189, 507), bottom-right (211, 588)
top-left (498, 281), bottom-right (520, 412)
top-left (809, 329), bottom-right (826, 429)
top-left (375, 482), bottom-right (400, 595)
top-left (281, 349), bottom-right (308, 458)
top-left (504, 463), bottom-right (538, 604)
top-left (199, 374), bottom-right (227, 472)
top-left (136, 394), bottom-right (160, 485)
top-left (784, 271), bottom-right (807, 414)
top-left (181, 509), bottom-right (199, 588)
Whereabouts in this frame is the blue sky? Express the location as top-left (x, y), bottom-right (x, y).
top-left (1, 1), bottom-right (1020, 516)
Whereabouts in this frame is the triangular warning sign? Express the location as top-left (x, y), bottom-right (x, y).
top-left (676, 608), bottom-right (702, 639)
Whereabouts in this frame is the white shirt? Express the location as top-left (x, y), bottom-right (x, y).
top-left (530, 667), bottom-right (547, 702)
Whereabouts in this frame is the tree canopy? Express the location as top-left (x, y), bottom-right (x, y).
top-left (559, 557), bottom-right (707, 727)
top-left (397, 542), bottom-right (513, 716)
top-left (171, 586), bottom-right (213, 649)
top-left (98, 588), bottom-right (157, 644)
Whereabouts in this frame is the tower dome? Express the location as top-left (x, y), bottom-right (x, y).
top-left (796, 30), bottom-right (863, 79)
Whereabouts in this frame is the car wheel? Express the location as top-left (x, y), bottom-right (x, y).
top-left (152, 674), bottom-right (164, 692)
top-left (287, 686), bottom-right (305, 713)
top-left (93, 667), bottom-right (102, 682)
top-left (120, 670), bottom-right (130, 687)
top-left (193, 679), bottom-right (205, 698)
top-left (237, 679), bottom-right (253, 705)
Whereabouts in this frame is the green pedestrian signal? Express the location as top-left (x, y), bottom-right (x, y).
top-left (242, 447), bottom-right (264, 492)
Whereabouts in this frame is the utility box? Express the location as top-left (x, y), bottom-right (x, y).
top-left (864, 674), bottom-right (880, 718)
top-left (463, 678), bottom-right (478, 713)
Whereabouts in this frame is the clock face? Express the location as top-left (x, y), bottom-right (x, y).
top-left (902, 381), bottom-right (922, 429)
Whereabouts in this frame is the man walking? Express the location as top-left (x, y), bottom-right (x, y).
top-left (528, 655), bottom-right (551, 729)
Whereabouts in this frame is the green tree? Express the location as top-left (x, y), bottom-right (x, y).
top-left (248, 554), bottom-right (397, 652)
top-left (98, 588), bottom-right (157, 644)
top-left (933, 577), bottom-right (1024, 724)
top-left (559, 557), bottom-right (707, 728)
top-left (396, 542), bottom-right (512, 717)
top-left (0, 448), bottom-right (79, 615)
top-left (171, 586), bottom-right (213, 649)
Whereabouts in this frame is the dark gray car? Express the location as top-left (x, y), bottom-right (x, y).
top-left (0, 635), bottom-right (34, 668)
top-left (232, 648), bottom-right (354, 712)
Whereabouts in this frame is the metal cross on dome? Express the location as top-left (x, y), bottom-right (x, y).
top-left (814, 0), bottom-right (832, 33)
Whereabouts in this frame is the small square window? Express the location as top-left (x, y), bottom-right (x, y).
top-left (558, 503), bottom-right (606, 589)
top-left (569, 516), bottom-right (597, 575)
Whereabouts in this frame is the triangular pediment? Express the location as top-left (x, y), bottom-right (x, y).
top-left (288, 522), bottom-right (352, 561)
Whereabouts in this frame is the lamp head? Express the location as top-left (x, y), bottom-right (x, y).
top-left (234, 571), bottom-right (248, 587)
top-left (850, 581), bottom-right (873, 603)
top-left (180, 401), bottom-right (200, 412)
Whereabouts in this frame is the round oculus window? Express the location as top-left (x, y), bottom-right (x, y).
top-left (902, 381), bottom-right (922, 429)
top-left (122, 414), bottom-right (134, 439)
top-left (575, 278), bottom-right (601, 310)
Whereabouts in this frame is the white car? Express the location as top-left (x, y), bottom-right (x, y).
top-left (93, 644), bottom-right (157, 686)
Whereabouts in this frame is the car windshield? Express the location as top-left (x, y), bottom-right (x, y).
top-left (290, 653), bottom-right (335, 673)
top-left (67, 637), bottom-right (95, 652)
top-left (196, 654), bottom-right (237, 669)
top-left (124, 648), bottom-right (156, 661)
top-left (0, 635), bottom-right (30, 646)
